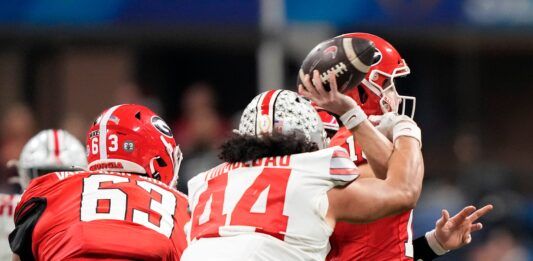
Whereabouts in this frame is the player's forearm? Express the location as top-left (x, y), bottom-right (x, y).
top-left (333, 177), bottom-right (419, 223)
top-left (333, 139), bottom-right (423, 223)
top-left (349, 120), bottom-right (393, 179)
top-left (385, 137), bottom-right (424, 210)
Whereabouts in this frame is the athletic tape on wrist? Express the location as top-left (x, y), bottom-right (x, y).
top-left (425, 229), bottom-right (450, 256)
top-left (392, 121), bottom-right (422, 148)
top-left (339, 106), bottom-right (367, 130)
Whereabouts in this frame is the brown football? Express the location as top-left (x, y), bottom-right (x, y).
top-left (298, 36), bottom-right (375, 92)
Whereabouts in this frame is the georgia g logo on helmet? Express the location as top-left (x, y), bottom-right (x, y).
top-left (372, 48), bottom-right (383, 66)
top-left (151, 116), bottom-right (173, 137)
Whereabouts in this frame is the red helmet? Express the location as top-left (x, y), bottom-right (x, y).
top-left (86, 104), bottom-right (182, 187)
top-left (338, 33), bottom-right (415, 117)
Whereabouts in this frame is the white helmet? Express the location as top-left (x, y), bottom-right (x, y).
top-left (238, 90), bottom-right (326, 149)
top-left (14, 129), bottom-right (87, 189)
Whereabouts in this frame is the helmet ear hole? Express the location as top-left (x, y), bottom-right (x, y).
top-left (155, 157), bottom-right (167, 167)
top-left (358, 85), bottom-right (368, 103)
top-left (135, 111), bottom-right (142, 120)
top-left (150, 157), bottom-right (167, 181)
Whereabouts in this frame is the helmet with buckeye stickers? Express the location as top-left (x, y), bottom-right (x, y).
top-left (14, 129), bottom-right (86, 189)
top-left (238, 90), bottom-right (327, 149)
top-left (86, 104), bottom-right (182, 187)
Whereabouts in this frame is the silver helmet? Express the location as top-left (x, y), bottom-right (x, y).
top-left (14, 129), bottom-right (87, 189)
top-left (238, 90), bottom-right (326, 149)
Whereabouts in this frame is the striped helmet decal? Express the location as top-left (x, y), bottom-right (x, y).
top-left (48, 129), bottom-right (62, 164)
top-left (98, 105), bottom-right (121, 160)
top-left (255, 89), bottom-right (283, 135)
top-left (53, 129), bottom-right (61, 163)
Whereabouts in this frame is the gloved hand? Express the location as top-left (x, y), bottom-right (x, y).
top-left (369, 112), bottom-right (422, 147)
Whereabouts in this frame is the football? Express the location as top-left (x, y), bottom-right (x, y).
top-left (298, 36), bottom-right (376, 92)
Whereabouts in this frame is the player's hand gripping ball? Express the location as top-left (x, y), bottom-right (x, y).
top-left (298, 36), bottom-right (376, 92)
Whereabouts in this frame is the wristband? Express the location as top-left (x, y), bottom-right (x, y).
top-left (339, 106), bottom-right (367, 130)
top-left (425, 229), bottom-right (450, 256)
top-left (392, 121), bottom-right (422, 148)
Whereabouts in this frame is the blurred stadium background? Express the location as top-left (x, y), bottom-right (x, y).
top-left (0, 1), bottom-right (531, 260)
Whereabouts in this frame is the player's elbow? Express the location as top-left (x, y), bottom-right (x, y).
top-left (397, 184), bottom-right (420, 210)
top-left (355, 189), bottom-right (418, 222)
top-left (389, 165), bottom-right (423, 211)
top-left (403, 189), bottom-right (419, 210)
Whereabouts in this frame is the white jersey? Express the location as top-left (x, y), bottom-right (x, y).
top-left (182, 147), bottom-right (359, 261)
top-left (0, 194), bottom-right (20, 260)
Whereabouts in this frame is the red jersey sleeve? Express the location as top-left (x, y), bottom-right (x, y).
top-left (10, 173), bottom-right (59, 259)
top-left (15, 173), bottom-right (59, 220)
top-left (329, 127), bottom-right (367, 166)
top-left (172, 191), bottom-right (190, 255)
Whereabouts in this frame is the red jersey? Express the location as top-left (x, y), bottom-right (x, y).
top-left (10, 171), bottom-right (189, 260)
top-left (327, 127), bottom-right (414, 261)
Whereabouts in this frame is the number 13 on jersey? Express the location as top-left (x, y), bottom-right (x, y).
top-left (190, 167), bottom-right (291, 241)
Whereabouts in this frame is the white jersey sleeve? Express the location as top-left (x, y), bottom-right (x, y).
top-left (183, 147), bottom-right (359, 261)
top-left (0, 194), bottom-right (21, 260)
top-left (327, 146), bottom-right (360, 184)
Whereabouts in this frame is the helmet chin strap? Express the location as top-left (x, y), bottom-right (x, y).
top-left (379, 84), bottom-right (401, 114)
top-left (159, 136), bottom-right (182, 187)
top-left (148, 156), bottom-right (160, 180)
top-left (172, 145), bottom-right (183, 185)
